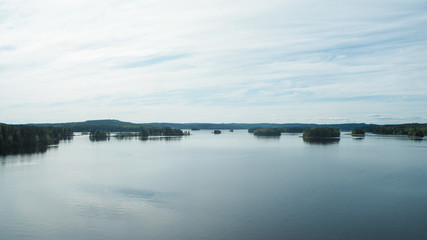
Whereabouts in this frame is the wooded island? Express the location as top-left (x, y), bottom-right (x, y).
top-left (303, 127), bottom-right (341, 138)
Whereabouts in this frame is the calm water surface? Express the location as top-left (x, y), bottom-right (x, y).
top-left (1, 130), bottom-right (426, 240)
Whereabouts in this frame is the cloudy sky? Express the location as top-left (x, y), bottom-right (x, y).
top-left (1, 0), bottom-right (426, 124)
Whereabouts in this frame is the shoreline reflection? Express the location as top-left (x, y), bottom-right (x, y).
top-left (0, 145), bottom-right (49, 156)
top-left (140, 136), bottom-right (182, 141)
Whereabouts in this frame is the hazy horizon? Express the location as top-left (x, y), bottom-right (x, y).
top-left (1, 0), bottom-right (426, 124)
top-left (2, 118), bottom-right (425, 126)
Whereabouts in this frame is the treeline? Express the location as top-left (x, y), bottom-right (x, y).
top-left (91, 128), bottom-right (186, 141)
top-left (250, 126), bottom-right (341, 138)
top-left (36, 119), bottom-right (146, 132)
top-left (33, 120), bottom-right (186, 136)
top-left (0, 124), bottom-right (72, 154)
top-left (156, 122), bottom-right (369, 131)
top-left (114, 128), bottom-right (186, 139)
top-left (281, 127), bottom-right (311, 133)
top-left (140, 127), bottom-right (184, 136)
top-left (89, 130), bottom-right (110, 141)
top-left (249, 126), bottom-right (311, 134)
top-left (253, 128), bottom-right (282, 136)
top-left (361, 124), bottom-right (426, 137)
top-left (32, 120), bottom-right (369, 131)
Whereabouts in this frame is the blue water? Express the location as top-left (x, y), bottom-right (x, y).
top-left (1, 131), bottom-right (426, 240)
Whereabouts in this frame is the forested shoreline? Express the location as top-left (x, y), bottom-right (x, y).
top-left (249, 126), bottom-right (312, 134)
top-left (0, 124), bottom-right (72, 155)
top-left (92, 128), bottom-right (188, 141)
top-left (360, 124), bottom-right (426, 137)
top-left (0, 122), bottom-right (186, 154)
top-left (32, 120), bottom-right (188, 136)
top-left (29, 119), bottom-right (427, 137)
top-left (1, 120), bottom-right (425, 155)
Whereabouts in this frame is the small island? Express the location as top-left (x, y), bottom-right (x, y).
top-left (213, 130), bottom-right (221, 134)
top-left (89, 130), bottom-right (110, 141)
top-left (351, 128), bottom-right (366, 136)
top-left (303, 127), bottom-right (340, 138)
top-left (253, 128), bottom-right (281, 136)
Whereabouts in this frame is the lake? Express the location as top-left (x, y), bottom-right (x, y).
top-left (1, 130), bottom-right (426, 240)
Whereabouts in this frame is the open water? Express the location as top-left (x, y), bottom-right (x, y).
top-left (1, 130), bottom-right (426, 240)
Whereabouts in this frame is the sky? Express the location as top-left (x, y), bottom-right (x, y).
top-left (1, 0), bottom-right (427, 124)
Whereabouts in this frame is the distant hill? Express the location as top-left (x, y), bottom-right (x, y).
top-left (30, 119), bottom-right (147, 132)
top-left (29, 119), bottom-right (371, 131)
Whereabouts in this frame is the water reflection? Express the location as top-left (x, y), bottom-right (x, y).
top-left (0, 149), bottom-right (54, 166)
top-left (0, 145), bottom-right (48, 156)
top-left (408, 136), bottom-right (424, 141)
top-left (2, 130), bottom-right (427, 240)
top-left (62, 136), bottom-right (74, 141)
top-left (68, 185), bottom-right (175, 220)
top-left (91, 135), bottom-right (184, 142)
top-left (303, 138), bottom-right (340, 145)
top-left (114, 136), bottom-right (137, 141)
top-left (114, 187), bottom-right (176, 207)
top-left (89, 136), bottom-right (111, 142)
top-left (254, 135), bottom-right (281, 141)
top-left (140, 136), bottom-right (182, 141)
top-left (0, 136), bottom-right (73, 156)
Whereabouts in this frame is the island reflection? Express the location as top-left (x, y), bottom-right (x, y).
top-left (303, 138), bottom-right (340, 145)
top-left (114, 136), bottom-right (183, 141)
top-left (0, 145), bottom-right (49, 156)
top-left (254, 135), bottom-right (281, 141)
top-left (140, 136), bottom-right (182, 141)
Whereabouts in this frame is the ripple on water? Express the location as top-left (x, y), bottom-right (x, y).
top-left (66, 185), bottom-right (177, 220)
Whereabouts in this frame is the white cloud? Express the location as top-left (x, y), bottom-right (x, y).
top-left (0, 0), bottom-right (426, 124)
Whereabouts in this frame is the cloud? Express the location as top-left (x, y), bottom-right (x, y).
top-left (117, 54), bottom-right (189, 69)
top-left (0, 0), bottom-right (426, 123)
